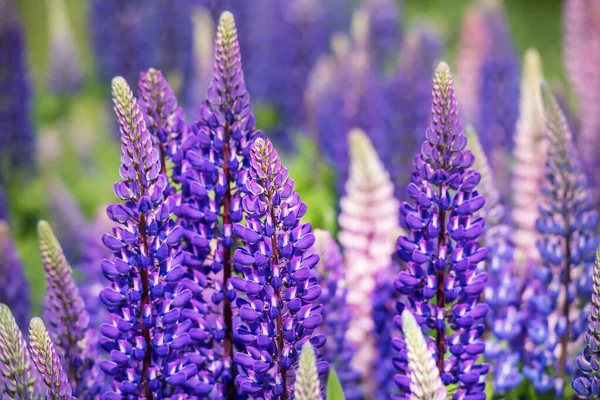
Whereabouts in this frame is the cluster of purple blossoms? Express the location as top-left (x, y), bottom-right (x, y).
top-left (523, 88), bottom-right (598, 397)
top-left (232, 137), bottom-right (326, 398)
top-left (38, 220), bottom-right (101, 398)
top-left (394, 62), bottom-right (489, 399)
top-left (98, 77), bottom-right (199, 397)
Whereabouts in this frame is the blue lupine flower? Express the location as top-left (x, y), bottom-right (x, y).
top-left (98, 77), bottom-right (201, 397)
top-left (523, 87), bottom-right (598, 397)
top-left (38, 221), bottom-right (100, 398)
top-left (176, 11), bottom-right (264, 397)
top-left (0, 221), bottom-right (30, 332)
top-left (232, 137), bottom-right (327, 398)
top-left (0, 0), bottom-right (35, 177)
top-left (394, 62), bottom-right (489, 399)
top-left (467, 127), bottom-right (524, 393)
top-left (310, 229), bottom-right (362, 400)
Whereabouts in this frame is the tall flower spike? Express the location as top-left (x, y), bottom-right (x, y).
top-left (394, 62), bottom-right (489, 398)
top-left (46, 0), bottom-right (82, 94)
top-left (511, 48), bottom-right (546, 270)
top-left (466, 126), bottom-right (524, 393)
top-left (0, 221), bottom-right (30, 331)
top-left (310, 229), bottom-right (362, 399)
top-left (232, 138), bottom-right (326, 398)
top-left (294, 341), bottom-right (321, 400)
top-left (358, 0), bottom-right (402, 70)
top-left (523, 87), bottom-right (598, 397)
top-left (29, 317), bottom-right (74, 400)
top-left (0, 0), bottom-right (35, 176)
top-left (38, 221), bottom-right (99, 398)
top-left (0, 304), bottom-right (45, 399)
top-left (564, 0), bottom-right (600, 207)
top-left (573, 247), bottom-right (600, 398)
top-left (397, 310), bottom-right (447, 400)
top-left (177, 10), bottom-right (263, 397)
top-left (338, 128), bottom-right (399, 390)
top-left (99, 77), bottom-right (200, 398)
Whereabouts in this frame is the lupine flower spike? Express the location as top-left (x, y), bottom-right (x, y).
top-left (397, 309), bottom-right (447, 400)
top-left (394, 62), bottom-right (489, 399)
top-left (511, 49), bottom-right (546, 269)
top-left (38, 220), bottom-right (99, 398)
top-left (178, 10), bottom-right (263, 397)
top-left (0, 303), bottom-right (45, 399)
top-left (338, 128), bottom-right (399, 389)
top-left (310, 229), bottom-right (362, 399)
top-left (573, 247), bottom-right (600, 398)
top-left (232, 137), bottom-right (326, 398)
top-left (466, 126), bottom-right (524, 393)
top-left (99, 77), bottom-right (198, 397)
top-left (522, 86), bottom-right (598, 397)
top-left (0, 221), bottom-right (30, 331)
top-left (294, 341), bottom-right (321, 400)
top-left (29, 317), bottom-right (74, 400)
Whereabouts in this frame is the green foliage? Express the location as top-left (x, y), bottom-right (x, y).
top-left (326, 369), bottom-right (345, 400)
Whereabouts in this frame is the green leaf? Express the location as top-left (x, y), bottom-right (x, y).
top-left (326, 369), bottom-right (345, 400)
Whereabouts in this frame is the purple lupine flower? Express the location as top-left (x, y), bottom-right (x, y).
top-left (78, 207), bottom-right (113, 328)
top-left (386, 23), bottom-right (442, 204)
top-left (155, 0), bottom-right (194, 100)
top-left (356, 0), bottom-right (403, 71)
top-left (394, 62), bottom-right (489, 398)
top-left (476, 1), bottom-right (520, 192)
top-left (564, 0), bottom-right (600, 206)
top-left (467, 127), bottom-right (524, 393)
top-left (0, 0), bottom-right (35, 176)
top-left (89, 0), bottom-right (157, 92)
top-left (98, 77), bottom-right (201, 398)
top-left (29, 317), bottom-right (74, 399)
top-left (309, 229), bottom-right (362, 400)
top-left (0, 221), bottom-right (30, 332)
top-left (511, 49), bottom-right (546, 270)
top-left (522, 87), bottom-right (598, 397)
top-left (0, 304), bottom-right (46, 399)
top-left (177, 11), bottom-right (264, 397)
top-left (38, 220), bottom-right (100, 398)
top-left (138, 67), bottom-right (186, 177)
top-left (338, 128), bottom-right (399, 391)
top-left (293, 341), bottom-right (321, 400)
top-left (232, 137), bottom-right (327, 398)
top-left (47, 176), bottom-right (88, 264)
top-left (314, 36), bottom-right (390, 193)
top-left (573, 248), bottom-right (600, 398)
top-left (46, 0), bottom-right (82, 95)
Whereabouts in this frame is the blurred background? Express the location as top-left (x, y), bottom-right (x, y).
top-left (2, 0), bottom-right (565, 310)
